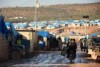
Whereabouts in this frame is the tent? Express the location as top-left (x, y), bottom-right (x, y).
top-left (88, 33), bottom-right (97, 38)
top-left (46, 25), bottom-right (56, 29)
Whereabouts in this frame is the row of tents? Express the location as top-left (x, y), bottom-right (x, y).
top-left (11, 19), bottom-right (100, 29)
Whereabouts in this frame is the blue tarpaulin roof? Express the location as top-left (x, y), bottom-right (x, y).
top-left (13, 23), bottom-right (28, 29)
top-left (88, 33), bottom-right (97, 38)
top-left (37, 31), bottom-right (49, 37)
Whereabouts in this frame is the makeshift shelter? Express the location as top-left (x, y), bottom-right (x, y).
top-left (88, 33), bottom-right (97, 38)
top-left (0, 15), bottom-right (8, 60)
top-left (37, 30), bottom-right (50, 47)
top-left (37, 31), bottom-right (49, 37)
top-left (5, 22), bottom-right (18, 38)
top-left (0, 15), bottom-right (8, 36)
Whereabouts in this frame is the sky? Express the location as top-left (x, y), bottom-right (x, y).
top-left (0, 0), bottom-right (100, 8)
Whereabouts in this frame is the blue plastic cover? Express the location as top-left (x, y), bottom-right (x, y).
top-left (18, 23), bottom-right (28, 28)
top-left (88, 33), bottom-right (97, 38)
top-left (5, 22), bottom-right (10, 28)
top-left (0, 15), bottom-right (8, 35)
top-left (68, 20), bottom-right (74, 22)
top-left (37, 31), bottom-right (49, 37)
top-left (5, 22), bottom-right (19, 38)
top-left (39, 41), bottom-right (45, 48)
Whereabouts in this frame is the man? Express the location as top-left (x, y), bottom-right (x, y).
top-left (82, 39), bottom-right (87, 52)
top-left (67, 39), bottom-right (77, 58)
top-left (80, 39), bottom-right (83, 51)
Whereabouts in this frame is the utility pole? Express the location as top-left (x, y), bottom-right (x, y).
top-left (0, 9), bottom-right (2, 15)
top-left (83, 15), bottom-right (89, 39)
top-left (34, 0), bottom-right (39, 30)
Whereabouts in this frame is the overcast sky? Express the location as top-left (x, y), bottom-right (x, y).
top-left (0, 0), bottom-right (100, 8)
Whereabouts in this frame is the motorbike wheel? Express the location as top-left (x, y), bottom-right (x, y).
top-left (11, 50), bottom-right (21, 60)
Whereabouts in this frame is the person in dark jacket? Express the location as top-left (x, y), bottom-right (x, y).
top-left (57, 37), bottom-right (62, 50)
top-left (80, 39), bottom-right (83, 51)
top-left (67, 39), bottom-right (77, 58)
top-left (82, 40), bottom-right (87, 52)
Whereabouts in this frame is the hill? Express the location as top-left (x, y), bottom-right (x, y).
top-left (0, 2), bottom-right (100, 22)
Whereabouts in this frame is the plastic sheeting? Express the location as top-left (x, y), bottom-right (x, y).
top-left (46, 24), bottom-right (57, 29)
top-left (88, 33), bottom-right (97, 38)
top-left (5, 22), bottom-right (19, 38)
top-left (29, 22), bottom-right (46, 28)
top-left (0, 16), bottom-right (18, 38)
top-left (13, 23), bottom-right (28, 29)
top-left (0, 15), bottom-right (8, 35)
top-left (37, 31), bottom-right (49, 37)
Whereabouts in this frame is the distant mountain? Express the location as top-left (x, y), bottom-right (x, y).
top-left (0, 2), bottom-right (100, 22)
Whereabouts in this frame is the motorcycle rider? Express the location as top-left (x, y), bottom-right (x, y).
top-left (67, 39), bottom-right (77, 58)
